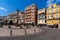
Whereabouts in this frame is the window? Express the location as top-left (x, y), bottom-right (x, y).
top-left (56, 13), bottom-right (59, 18)
top-left (48, 16), bottom-right (49, 19)
top-left (43, 16), bottom-right (45, 18)
top-left (51, 6), bottom-right (53, 8)
top-left (51, 15), bottom-right (54, 18)
top-left (56, 20), bottom-right (59, 23)
top-left (45, 20), bottom-right (46, 22)
top-left (47, 11), bottom-right (49, 13)
top-left (42, 20), bottom-right (43, 22)
top-left (52, 20), bottom-right (53, 22)
top-left (51, 15), bottom-right (53, 17)
top-left (38, 16), bottom-right (39, 19)
top-left (56, 8), bottom-right (59, 12)
top-left (39, 20), bottom-right (40, 22)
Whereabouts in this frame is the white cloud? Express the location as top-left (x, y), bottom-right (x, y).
top-left (0, 7), bottom-right (7, 11)
top-left (47, 0), bottom-right (55, 7)
top-left (46, 0), bottom-right (60, 7)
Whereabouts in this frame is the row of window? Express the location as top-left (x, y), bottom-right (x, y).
top-left (47, 8), bottom-right (59, 14)
top-left (38, 15), bottom-right (45, 19)
top-left (47, 20), bottom-right (59, 23)
top-left (47, 13), bottom-right (59, 19)
top-left (38, 20), bottom-right (46, 23)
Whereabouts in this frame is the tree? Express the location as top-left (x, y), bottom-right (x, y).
top-left (4, 20), bottom-right (8, 25)
top-left (8, 20), bottom-right (14, 25)
top-left (32, 22), bottom-right (34, 27)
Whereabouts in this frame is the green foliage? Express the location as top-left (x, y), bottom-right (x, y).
top-left (8, 20), bottom-right (14, 25)
top-left (0, 23), bottom-right (3, 28)
top-left (3, 20), bottom-right (14, 25)
top-left (8, 25), bottom-right (11, 29)
top-left (3, 20), bottom-right (8, 25)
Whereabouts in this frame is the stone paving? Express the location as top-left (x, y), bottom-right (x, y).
top-left (2, 26), bottom-right (60, 40)
top-left (0, 26), bottom-right (42, 37)
top-left (0, 28), bottom-right (60, 40)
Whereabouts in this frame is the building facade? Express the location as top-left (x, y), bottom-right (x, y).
top-left (0, 16), bottom-right (7, 23)
top-left (37, 8), bottom-right (46, 26)
top-left (24, 4), bottom-right (37, 26)
top-left (7, 11), bottom-right (24, 24)
top-left (46, 4), bottom-right (60, 28)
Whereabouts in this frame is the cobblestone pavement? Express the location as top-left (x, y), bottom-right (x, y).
top-left (0, 28), bottom-right (60, 40)
top-left (0, 27), bottom-right (42, 37)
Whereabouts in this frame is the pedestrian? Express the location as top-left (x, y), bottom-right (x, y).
top-left (9, 26), bottom-right (12, 36)
top-left (10, 28), bottom-right (12, 36)
top-left (24, 28), bottom-right (27, 35)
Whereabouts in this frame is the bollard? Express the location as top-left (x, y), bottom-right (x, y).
top-left (8, 26), bottom-right (12, 36)
top-left (24, 28), bottom-right (27, 35)
top-left (38, 28), bottom-right (40, 32)
top-left (10, 28), bottom-right (12, 36)
top-left (34, 26), bottom-right (36, 33)
top-left (34, 28), bottom-right (36, 33)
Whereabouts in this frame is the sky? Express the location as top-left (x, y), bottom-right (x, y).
top-left (0, 0), bottom-right (60, 16)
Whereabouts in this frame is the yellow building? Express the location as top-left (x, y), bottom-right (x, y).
top-left (47, 4), bottom-right (60, 28)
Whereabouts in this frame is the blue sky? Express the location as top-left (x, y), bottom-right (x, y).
top-left (0, 0), bottom-right (60, 16)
